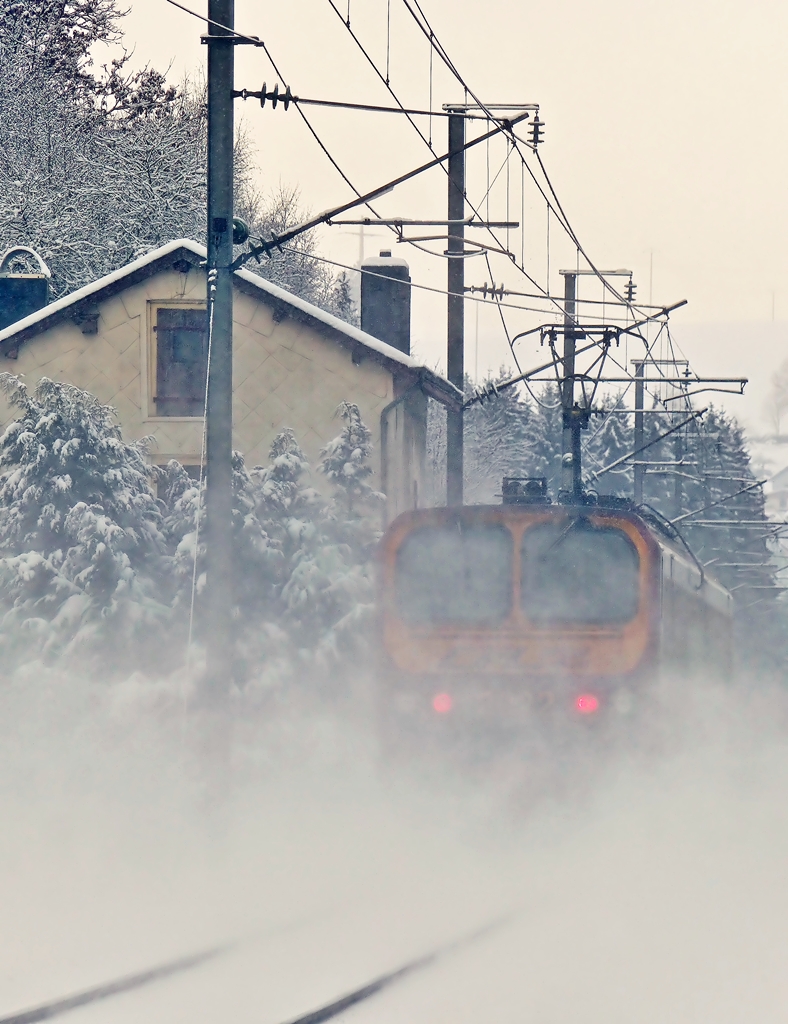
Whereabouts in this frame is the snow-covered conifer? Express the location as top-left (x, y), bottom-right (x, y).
top-left (272, 404), bottom-right (383, 659)
top-left (319, 402), bottom-right (382, 546)
top-left (0, 8), bottom-right (351, 311)
top-left (0, 375), bottom-right (169, 672)
top-left (521, 384), bottom-right (563, 497)
top-left (583, 396), bottom-right (633, 496)
top-left (464, 370), bottom-right (532, 504)
top-left (326, 271), bottom-right (359, 327)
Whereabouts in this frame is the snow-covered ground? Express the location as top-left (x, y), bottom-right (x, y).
top-left (3, 672), bottom-right (788, 1024)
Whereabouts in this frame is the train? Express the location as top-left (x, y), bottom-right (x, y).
top-left (376, 477), bottom-right (733, 738)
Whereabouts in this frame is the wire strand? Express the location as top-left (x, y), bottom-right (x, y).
top-left (277, 245), bottom-right (562, 315)
top-left (394, 0), bottom-right (659, 323)
top-left (185, 269), bottom-right (216, 667)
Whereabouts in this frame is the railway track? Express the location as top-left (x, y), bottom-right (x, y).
top-left (0, 916), bottom-right (509, 1024)
top-left (0, 944), bottom-right (231, 1024)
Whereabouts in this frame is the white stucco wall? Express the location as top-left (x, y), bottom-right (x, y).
top-left (0, 265), bottom-right (396, 480)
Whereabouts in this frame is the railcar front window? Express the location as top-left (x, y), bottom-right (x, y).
top-left (395, 524), bottom-right (513, 624)
top-left (521, 519), bottom-right (640, 623)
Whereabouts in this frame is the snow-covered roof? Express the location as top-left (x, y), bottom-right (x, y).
top-left (768, 464), bottom-right (788, 490)
top-left (0, 239), bottom-right (461, 410)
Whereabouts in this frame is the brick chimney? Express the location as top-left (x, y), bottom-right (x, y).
top-left (360, 250), bottom-right (411, 355)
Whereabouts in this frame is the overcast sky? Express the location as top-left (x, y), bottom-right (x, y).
top-left (115, 0), bottom-right (788, 433)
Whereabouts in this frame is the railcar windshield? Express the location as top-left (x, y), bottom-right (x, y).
top-left (395, 523), bottom-right (513, 624)
top-left (521, 518), bottom-right (640, 623)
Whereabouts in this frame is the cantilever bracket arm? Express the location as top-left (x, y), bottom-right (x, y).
top-left (231, 112), bottom-right (532, 271)
top-left (463, 339), bottom-right (602, 408)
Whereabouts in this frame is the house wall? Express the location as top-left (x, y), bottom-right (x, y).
top-left (381, 387), bottom-right (428, 522)
top-left (0, 266), bottom-right (397, 484)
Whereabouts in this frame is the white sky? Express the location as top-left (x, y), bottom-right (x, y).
top-left (114, 0), bottom-right (788, 433)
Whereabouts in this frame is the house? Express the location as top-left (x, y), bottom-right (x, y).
top-left (766, 463), bottom-right (788, 517)
top-left (0, 239), bottom-right (460, 520)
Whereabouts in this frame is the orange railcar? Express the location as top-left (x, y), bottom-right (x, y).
top-left (377, 503), bottom-right (732, 728)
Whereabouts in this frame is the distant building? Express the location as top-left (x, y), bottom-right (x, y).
top-left (0, 239), bottom-right (459, 520)
top-left (766, 463), bottom-right (788, 516)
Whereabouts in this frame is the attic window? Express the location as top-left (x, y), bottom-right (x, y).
top-left (153, 306), bottom-right (208, 417)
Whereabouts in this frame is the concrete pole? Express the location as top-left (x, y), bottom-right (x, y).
top-left (205, 0), bottom-right (235, 693)
top-left (446, 109), bottom-right (465, 507)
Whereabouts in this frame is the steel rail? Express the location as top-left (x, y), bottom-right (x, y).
top-left (278, 916), bottom-right (511, 1024)
top-left (0, 944), bottom-right (231, 1024)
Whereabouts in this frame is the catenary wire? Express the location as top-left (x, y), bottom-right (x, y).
top-left (309, 2), bottom-right (654, 335)
top-left (321, 0), bottom-right (585, 323)
top-left (170, 0), bottom-right (760, 572)
top-left (164, 0), bottom-right (264, 44)
top-left (275, 246), bottom-right (564, 315)
top-left (396, 0), bottom-right (656, 317)
top-left (191, 0), bottom-right (656, 335)
top-left (174, 0), bottom-right (681, 397)
top-left (483, 251), bottom-right (522, 374)
top-left (165, 0), bottom-right (391, 234)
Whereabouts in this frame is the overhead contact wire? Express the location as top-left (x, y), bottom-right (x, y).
top-left (397, 0), bottom-right (656, 320)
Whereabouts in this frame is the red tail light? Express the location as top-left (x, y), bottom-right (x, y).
top-left (432, 692), bottom-right (453, 714)
top-left (575, 693), bottom-right (600, 714)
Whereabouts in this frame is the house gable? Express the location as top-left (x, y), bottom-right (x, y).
top-left (0, 240), bottom-right (461, 514)
top-left (0, 258), bottom-right (405, 474)
top-left (0, 240), bottom-right (459, 409)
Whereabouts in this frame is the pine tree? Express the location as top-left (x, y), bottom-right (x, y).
top-left (158, 415), bottom-right (383, 677)
top-left (678, 409), bottom-right (784, 666)
top-left (625, 403), bottom-right (787, 671)
top-left (464, 370), bottom-right (532, 504)
top-left (583, 396), bottom-right (633, 497)
top-left (319, 401), bottom-right (383, 547)
top-left (250, 427), bottom-right (322, 617)
top-left (327, 271), bottom-right (359, 327)
top-left (0, 6), bottom-right (350, 310)
top-left (521, 383), bottom-right (563, 498)
top-left (288, 403), bottom-right (383, 658)
top-left (0, 374), bottom-right (169, 673)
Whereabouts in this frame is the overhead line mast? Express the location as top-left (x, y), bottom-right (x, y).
top-left (205, 0), bottom-right (235, 694)
top-left (446, 106), bottom-right (465, 507)
top-left (442, 102), bottom-right (538, 507)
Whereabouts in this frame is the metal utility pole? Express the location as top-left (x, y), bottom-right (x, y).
top-left (673, 428), bottom-right (683, 519)
top-left (633, 360), bottom-right (644, 504)
top-left (446, 107), bottom-right (465, 506)
top-left (560, 271), bottom-right (582, 500)
top-left (205, 0), bottom-right (235, 693)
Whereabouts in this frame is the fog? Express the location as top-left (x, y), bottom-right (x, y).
top-left (2, 667), bottom-right (788, 1024)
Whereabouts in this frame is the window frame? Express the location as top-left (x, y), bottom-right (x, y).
top-left (147, 300), bottom-right (209, 421)
top-left (393, 521), bottom-right (514, 626)
top-left (519, 518), bottom-right (641, 625)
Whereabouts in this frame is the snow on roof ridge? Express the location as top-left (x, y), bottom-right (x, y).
top-left (0, 238), bottom-right (434, 377)
top-left (0, 239), bottom-right (188, 345)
